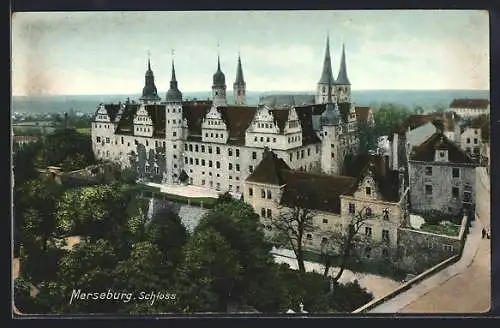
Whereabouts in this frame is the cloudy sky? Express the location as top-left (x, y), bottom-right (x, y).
top-left (11, 10), bottom-right (489, 96)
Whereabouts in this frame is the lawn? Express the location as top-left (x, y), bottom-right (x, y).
top-left (76, 127), bottom-right (91, 135)
top-left (419, 223), bottom-right (460, 237)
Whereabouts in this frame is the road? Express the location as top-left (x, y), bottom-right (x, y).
top-left (369, 167), bottom-right (491, 313)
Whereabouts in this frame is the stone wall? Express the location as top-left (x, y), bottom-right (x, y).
top-left (395, 214), bottom-right (467, 273)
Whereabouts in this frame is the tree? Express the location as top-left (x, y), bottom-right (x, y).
top-left (195, 199), bottom-right (282, 311)
top-left (413, 105), bottom-right (425, 114)
top-left (175, 228), bottom-right (242, 312)
top-left (357, 121), bottom-right (378, 155)
top-left (12, 140), bottom-right (43, 186)
top-left (320, 206), bottom-right (372, 283)
top-left (37, 239), bottom-right (119, 313)
top-left (40, 129), bottom-right (95, 170)
top-left (269, 193), bottom-right (316, 274)
top-left (146, 207), bottom-right (189, 269)
top-left (372, 103), bottom-right (412, 137)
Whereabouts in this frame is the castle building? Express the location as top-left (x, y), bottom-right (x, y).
top-left (91, 36), bottom-right (363, 195)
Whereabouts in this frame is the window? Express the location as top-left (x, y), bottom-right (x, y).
top-left (189, 158), bottom-right (193, 165)
top-left (439, 151), bottom-right (445, 158)
top-left (236, 149), bottom-right (240, 157)
top-left (96, 136), bottom-right (101, 143)
top-left (173, 132), bottom-right (177, 137)
top-left (236, 164), bottom-right (240, 171)
top-left (301, 150), bottom-right (304, 158)
top-left (266, 209), bottom-right (272, 218)
top-left (365, 227), bottom-right (372, 237)
top-left (443, 244), bottom-right (454, 252)
top-left (252, 151), bottom-right (257, 160)
top-left (260, 137), bottom-right (264, 142)
top-left (425, 166), bottom-right (432, 176)
top-left (228, 149), bottom-right (233, 156)
top-left (202, 159), bottom-right (206, 166)
top-left (195, 145), bottom-right (199, 152)
top-left (273, 138), bottom-right (276, 143)
top-left (474, 138), bottom-right (478, 144)
top-left (365, 187), bottom-right (371, 195)
top-left (425, 184), bottom-right (433, 195)
top-left (331, 152), bottom-right (335, 158)
top-left (209, 146), bottom-right (212, 154)
top-left (289, 153), bottom-right (293, 162)
top-left (106, 137), bottom-right (110, 143)
top-left (185, 144), bottom-right (188, 151)
top-left (216, 161), bottom-right (220, 169)
top-left (306, 234), bottom-right (312, 240)
top-left (209, 160), bottom-right (213, 167)
top-left (229, 176), bottom-right (232, 180)
top-left (382, 230), bottom-right (390, 242)
top-left (267, 190), bottom-right (272, 199)
top-left (261, 208), bottom-right (266, 217)
top-left (452, 187), bottom-right (459, 198)
top-left (189, 144), bottom-right (193, 151)
top-left (216, 147), bottom-right (220, 154)
top-left (229, 185), bottom-right (233, 191)
top-left (321, 237), bottom-right (328, 245)
top-left (249, 165), bottom-right (254, 173)
top-left (266, 225), bottom-right (272, 231)
top-left (366, 207), bottom-right (372, 217)
top-left (322, 218), bottom-right (328, 224)
top-left (201, 179), bottom-right (205, 186)
top-left (184, 157), bottom-right (188, 164)
top-left (348, 203), bottom-right (355, 214)
top-left (195, 159), bottom-right (199, 165)
top-left (261, 189), bottom-right (266, 198)
top-left (452, 168), bottom-right (460, 178)
top-left (228, 163), bottom-right (233, 170)
top-left (249, 188), bottom-right (253, 196)
top-left (382, 208), bottom-right (389, 220)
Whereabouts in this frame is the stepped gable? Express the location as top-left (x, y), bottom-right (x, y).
top-left (115, 103), bottom-right (141, 135)
top-left (344, 154), bottom-right (400, 202)
top-left (410, 132), bottom-right (475, 164)
top-left (246, 150), bottom-right (290, 186)
top-left (280, 170), bottom-right (357, 214)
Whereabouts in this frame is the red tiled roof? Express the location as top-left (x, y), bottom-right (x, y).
top-left (220, 106), bottom-right (259, 145)
top-left (410, 132), bottom-right (476, 164)
top-left (355, 107), bottom-right (371, 122)
top-left (449, 98), bottom-right (489, 109)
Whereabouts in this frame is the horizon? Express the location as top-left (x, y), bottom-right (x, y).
top-left (12, 11), bottom-right (489, 96)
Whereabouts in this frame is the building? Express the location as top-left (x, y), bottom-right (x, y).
top-left (354, 106), bottom-right (375, 127)
top-left (408, 132), bottom-right (477, 215)
top-left (459, 114), bottom-right (489, 164)
top-left (244, 150), bottom-right (409, 259)
top-left (12, 135), bottom-right (39, 149)
top-left (91, 36), bottom-right (365, 195)
top-left (448, 98), bottom-right (489, 118)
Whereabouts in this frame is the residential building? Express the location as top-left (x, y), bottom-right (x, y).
top-left (408, 132), bottom-right (478, 215)
top-left (448, 98), bottom-right (490, 118)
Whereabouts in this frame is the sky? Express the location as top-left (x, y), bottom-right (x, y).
top-left (11, 10), bottom-right (490, 96)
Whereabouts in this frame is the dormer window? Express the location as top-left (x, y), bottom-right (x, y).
top-left (365, 187), bottom-right (371, 196)
top-left (439, 151), bottom-right (445, 158)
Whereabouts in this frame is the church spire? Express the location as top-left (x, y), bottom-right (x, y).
top-left (318, 34), bottom-right (335, 85)
top-left (234, 53), bottom-right (245, 86)
top-left (336, 43), bottom-right (351, 85)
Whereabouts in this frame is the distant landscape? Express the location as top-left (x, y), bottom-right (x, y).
top-left (11, 89), bottom-right (490, 114)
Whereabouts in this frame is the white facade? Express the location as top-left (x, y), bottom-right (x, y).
top-left (449, 105), bottom-right (489, 118)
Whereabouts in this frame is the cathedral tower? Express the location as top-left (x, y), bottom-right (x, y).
top-left (335, 43), bottom-right (351, 103)
top-left (316, 35), bottom-right (336, 105)
top-left (320, 76), bottom-right (343, 175)
top-left (212, 55), bottom-right (227, 107)
top-left (233, 54), bottom-right (246, 105)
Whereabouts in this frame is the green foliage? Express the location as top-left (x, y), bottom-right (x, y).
top-left (420, 223), bottom-right (460, 237)
top-left (13, 140), bottom-right (43, 186)
top-left (357, 121), bottom-right (378, 155)
top-left (416, 209), bottom-right (461, 225)
top-left (14, 275), bottom-right (40, 314)
top-left (326, 280), bottom-right (373, 312)
top-left (147, 208), bottom-right (189, 268)
top-left (40, 129), bottom-right (95, 170)
top-left (176, 228), bottom-right (242, 312)
top-left (372, 103), bottom-right (412, 137)
top-left (215, 191), bottom-right (233, 205)
top-left (119, 167), bottom-right (138, 185)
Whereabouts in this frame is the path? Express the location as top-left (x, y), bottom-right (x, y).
top-left (272, 248), bottom-right (402, 299)
top-left (145, 182), bottom-right (220, 199)
top-left (369, 167), bottom-right (491, 313)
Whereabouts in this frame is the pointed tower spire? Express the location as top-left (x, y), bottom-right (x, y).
top-left (234, 53), bottom-right (245, 85)
top-left (318, 34), bottom-right (335, 85)
top-left (166, 49), bottom-right (182, 102)
top-left (336, 43), bottom-right (351, 85)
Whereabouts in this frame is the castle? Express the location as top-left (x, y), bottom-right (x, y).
top-left (91, 37), bottom-right (361, 195)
